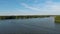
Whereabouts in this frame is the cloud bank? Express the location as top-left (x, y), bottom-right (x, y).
top-left (20, 0), bottom-right (60, 15)
top-left (0, 0), bottom-right (60, 15)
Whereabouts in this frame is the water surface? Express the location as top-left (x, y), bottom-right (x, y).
top-left (0, 17), bottom-right (60, 34)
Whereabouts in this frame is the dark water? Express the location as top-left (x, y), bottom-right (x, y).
top-left (0, 17), bottom-right (60, 34)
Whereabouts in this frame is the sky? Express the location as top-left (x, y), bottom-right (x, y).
top-left (0, 0), bottom-right (60, 15)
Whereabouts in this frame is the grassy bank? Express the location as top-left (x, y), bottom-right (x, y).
top-left (0, 15), bottom-right (50, 20)
top-left (55, 16), bottom-right (60, 23)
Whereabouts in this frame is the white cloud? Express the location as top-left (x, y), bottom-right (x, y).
top-left (21, 0), bottom-right (60, 15)
top-left (21, 3), bottom-right (41, 11)
top-left (1, 0), bottom-right (60, 15)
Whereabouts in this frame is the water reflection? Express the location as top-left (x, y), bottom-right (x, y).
top-left (0, 17), bottom-right (60, 34)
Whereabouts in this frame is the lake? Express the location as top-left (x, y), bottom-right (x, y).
top-left (0, 17), bottom-right (60, 34)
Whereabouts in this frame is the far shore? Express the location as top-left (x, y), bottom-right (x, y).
top-left (0, 15), bottom-right (50, 19)
top-left (0, 15), bottom-right (60, 23)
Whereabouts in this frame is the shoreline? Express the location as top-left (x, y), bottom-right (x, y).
top-left (0, 15), bottom-right (50, 19)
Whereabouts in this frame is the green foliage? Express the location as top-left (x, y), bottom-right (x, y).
top-left (0, 15), bottom-right (50, 20)
top-left (55, 16), bottom-right (60, 23)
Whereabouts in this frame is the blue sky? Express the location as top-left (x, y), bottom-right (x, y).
top-left (0, 0), bottom-right (60, 15)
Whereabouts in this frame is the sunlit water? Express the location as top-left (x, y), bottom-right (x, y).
top-left (0, 17), bottom-right (60, 34)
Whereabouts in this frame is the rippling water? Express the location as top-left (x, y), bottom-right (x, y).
top-left (0, 17), bottom-right (60, 34)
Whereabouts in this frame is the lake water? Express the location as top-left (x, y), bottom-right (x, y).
top-left (0, 17), bottom-right (60, 34)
